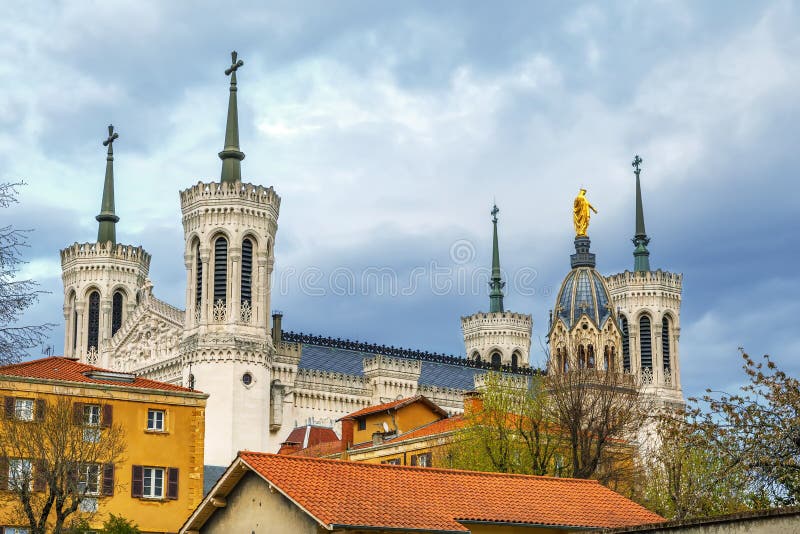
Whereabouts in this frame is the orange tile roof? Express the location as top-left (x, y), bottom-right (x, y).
top-left (0, 357), bottom-right (200, 394)
top-left (339, 394), bottom-right (447, 420)
top-left (290, 439), bottom-right (343, 458)
top-left (236, 453), bottom-right (663, 531)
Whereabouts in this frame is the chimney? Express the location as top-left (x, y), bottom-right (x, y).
top-left (272, 311), bottom-right (283, 343)
top-left (278, 442), bottom-right (301, 455)
top-left (340, 418), bottom-right (354, 452)
top-left (463, 391), bottom-right (483, 415)
top-left (372, 432), bottom-right (384, 446)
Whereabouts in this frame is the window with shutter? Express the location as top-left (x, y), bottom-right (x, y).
top-left (4, 397), bottom-right (15, 419)
top-left (34, 399), bottom-right (45, 422)
top-left (102, 463), bottom-right (114, 496)
top-left (33, 459), bottom-right (47, 492)
top-left (167, 467), bottom-right (179, 500)
top-left (102, 405), bottom-right (113, 428)
top-left (72, 403), bottom-right (84, 425)
top-left (131, 465), bottom-right (143, 498)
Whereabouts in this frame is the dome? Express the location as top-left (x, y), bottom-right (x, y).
top-left (554, 267), bottom-right (614, 329)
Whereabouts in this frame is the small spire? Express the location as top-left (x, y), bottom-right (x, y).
top-left (96, 124), bottom-right (120, 244)
top-left (489, 204), bottom-right (505, 313)
top-left (631, 154), bottom-right (651, 272)
top-left (219, 51), bottom-right (246, 184)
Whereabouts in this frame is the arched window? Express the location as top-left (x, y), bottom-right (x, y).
top-left (662, 316), bottom-right (671, 373)
top-left (561, 349), bottom-right (569, 372)
top-left (87, 291), bottom-right (100, 352)
top-left (511, 352), bottom-right (519, 370)
top-left (603, 345), bottom-right (610, 370)
top-left (213, 236), bottom-right (228, 304)
top-left (471, 351), bottom-right (480, 362)
top-left (69, 291), bottom-right (77, 351)
top-left (620, 315), bottom-right (631, 372)
top-left (491, 352), bottom-right (501, 370)
top-left (195, 240), bottom-right (203, 310)
top-left (639, 315), bottom-right (652, 370)
top-left (577, 345), bottom-right (586, 368)
top-left (111, 290), bottom-right (124, 336)
top-left (241, 237), bottom-right (253, 308)
top-left (587, 345), bottom-right (595, 369)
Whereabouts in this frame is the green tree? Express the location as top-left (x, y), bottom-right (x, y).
top-left (692, 350), bottom-right (800, 504)
top-left (639, 410), bottom-right (765, 520)
top-left (101, 514), bottom-right (142, 534)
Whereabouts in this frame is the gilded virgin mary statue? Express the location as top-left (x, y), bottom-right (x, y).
top-left (573, 188), bottom-right (598, 237)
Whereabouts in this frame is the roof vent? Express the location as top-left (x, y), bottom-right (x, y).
top-left (83, 370), bottom-right (136, 383)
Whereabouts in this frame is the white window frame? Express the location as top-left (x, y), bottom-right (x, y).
top-left (142, 467), bottom-right (164, 499)
top-left (14, 399), bottom-right (33, 421)
top-left (147, 409), bottom-right (165, 432)
top-left (84, 405), bottom-right (100, 426)
top-left (77, 463), bottom-right (100, 496)
top-left (8, 458), bottom-right (33, 491)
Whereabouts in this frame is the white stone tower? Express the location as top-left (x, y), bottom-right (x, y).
top-left (178, 51), bottom-right (281, 466)
top-left (606, 156), bottom-right (683, 408)
top-left (61, 125), bottom-right (150, 367)
top-left (462, 205), bottom-right (532, 369)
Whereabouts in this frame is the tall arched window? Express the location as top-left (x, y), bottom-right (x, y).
top-left (662, 316), bottom-right (671, 373)
top-left (603, 345), bottom-right (610, 371)
top-left (621, 315), bottom-right (631, 372)
top-left (241, 237), bottom-right (253, 307)
top-left (490, 352), bottom-right (501, 370)
top-left (195, 240), bottom-right (203, 311)
top-left (213, 236), bottom-right (228, 305)
top-left (87, 291), bottom-right (100, 352)
top-left (511, 352), bottom-right (519, 370)
top-left (587, 345), bottom-right (595, 368)
top-left (577, 345), bottom-right (586, 368)
top-left (639, 315), bottom-right (652, 370)
top-left (111, 290), bottom-right (124, 336)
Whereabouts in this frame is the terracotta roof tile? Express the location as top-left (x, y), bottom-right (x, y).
top-left (339, 395), bottom-right (448, 420)
top-left (239, 452), bottom-right (664, 531)
top-left (0, 357), bottom-right (199, 394)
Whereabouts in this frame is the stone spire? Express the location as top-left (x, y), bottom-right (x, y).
top-left (219, 50), bottom-right (246, 184)
top-left (631, 155), bottom-right (651, 272)
top-left (96, 124), bottom-right (120, 244)
top-left (489, 204), bottom-right (505, 313)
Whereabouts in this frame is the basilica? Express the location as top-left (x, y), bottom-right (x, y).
top-left (59, 52), bottom-right (684, 468)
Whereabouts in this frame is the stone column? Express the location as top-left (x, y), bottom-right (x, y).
top-left (200, 247), bottom-right (211, 324)
top-left (229, 246), bottom-right (241, 325)
top-left (184, 252), bottom-right (194, 327)
top-left (74, 302), bottom-right (86, 360)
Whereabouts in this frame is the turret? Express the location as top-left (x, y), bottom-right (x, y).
top-left (462, 204), bottom-right (532, 369)
top-left (61, 125), bottom-right (150, 365)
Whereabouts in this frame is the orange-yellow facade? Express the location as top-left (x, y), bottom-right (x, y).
top-left (0, 358), bottom-right (207, 533)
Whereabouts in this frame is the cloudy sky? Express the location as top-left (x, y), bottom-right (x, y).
top-left (2, 1), bottom-right (798, 399)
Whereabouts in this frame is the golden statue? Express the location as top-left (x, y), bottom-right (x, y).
top-left (573, 188), bottom-right (597, 237)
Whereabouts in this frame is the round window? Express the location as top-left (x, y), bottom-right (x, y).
top-left (242, 372), bottom-right (253, 386)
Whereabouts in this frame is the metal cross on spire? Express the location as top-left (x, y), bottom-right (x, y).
top-left (225, 50), bottom-right (244, 77)
top-left (491, 204), bottom-right (499, 223)
top-left (103, 124), bottom-right (119, 154)
top-left (632, 154), bottom-right (643, 177)
top-left (219, 50), bottom-right (246, 184)
top-left (97, 124), bottom-right (120, 244)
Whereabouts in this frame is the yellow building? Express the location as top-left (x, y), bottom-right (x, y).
top-left (0, 357), bottom-right (207, 533)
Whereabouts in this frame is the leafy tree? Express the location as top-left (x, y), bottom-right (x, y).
top-left (692, 350), bottom-right (800, 504)
top-left (447, 373), bottom-right (563, 476)
top-left (101, 514), bottom-right (142, 534)
top-left (639, 409), bottom-right (765, 519)
top-left (0, 396), bottom-right (126, 534)
top-left (447, 369), bottom-right (643, 491)
top-left (0, 182), bottom-right (52, 364)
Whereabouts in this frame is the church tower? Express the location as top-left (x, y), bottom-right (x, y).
top-left (548, 192), bottom-right (622, 374)
top-left (461, 205), bottom-right (532, 368)
top-left (178, 52), bottom-right (280, 466)
top-left (61, 125), bottom-right (151, 367)
top-left (606, 156), bottom-right (683, 407)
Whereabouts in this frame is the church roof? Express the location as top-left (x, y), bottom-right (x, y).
top-left (183, 452), bottom-right (664, 532)
top-left (555, 267), bottom-right (614, 329)
top-left (287, 332), bottom-right (539, 391)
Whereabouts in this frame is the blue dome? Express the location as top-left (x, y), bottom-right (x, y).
top-left (554, 267), bottom-right (613, 329)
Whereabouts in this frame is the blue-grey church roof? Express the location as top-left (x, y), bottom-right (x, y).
top-left (555, 268), bottom-right (613, 329)
top-left (285, 332), bottom-right (538, 391)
